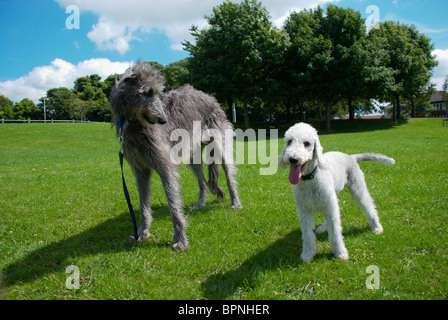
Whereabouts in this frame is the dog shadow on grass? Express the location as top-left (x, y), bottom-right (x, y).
top-left (2, 199), bottom-right (228, 292)
top-left (1, 209), bottom-right (171, 290)
top-left (201, 225), bottom-right (371, 299)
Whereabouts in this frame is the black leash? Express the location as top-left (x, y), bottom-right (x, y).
top-left (118, 118), bottom-right (139, 241)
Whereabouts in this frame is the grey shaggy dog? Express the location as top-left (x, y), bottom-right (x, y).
top-left (110, 62), bottom-right (242, 251)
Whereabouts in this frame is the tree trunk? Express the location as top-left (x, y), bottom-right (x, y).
top-left (243, 103), bottom-right (250, 130)
top-left (411, 98), bottom-right (415, 118)
top-left (392, 96), bottom-right (397, 124)
top-left (396, 94), bottom-right (401, 121)
top-left (226, 96), bottom-right (233, 121)
top-left (348, 96), bottom-right (354, 120)
top-left (285, 92), bottom-right (292, 121)
top-left (298, 99), bottom-right (304, 122)
top-left (325, 100), bottom-right (331, 132)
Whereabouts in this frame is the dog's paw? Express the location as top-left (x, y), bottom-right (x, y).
top-left (128, 230), bottom-right (150, 242)
top-left (315, 222), bottom-right (327, 234)
top-left (300, 252), bottom-right (315, 262)
top-left (231, 203), bottom-right (243, 211)
top-left (372, 224), bottom-right (383, 235)
top-left (335, 250), bottom-right (349, 261)
top-left (173, 241), bottom-right (188, 251)
top-left (189, 203), bottom-right (204, 211)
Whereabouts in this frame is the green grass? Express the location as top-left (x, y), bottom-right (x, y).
top-left (0, 119), bottom-right (447, 300)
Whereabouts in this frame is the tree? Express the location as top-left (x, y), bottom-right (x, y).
top-left (13, 98), bottom-right (39, 120)
top-left (284, 8), bottom-right (323, 120)
top-left (163, 59), bottom-right (190, 91)
top-left (73, 74), bottom-right (111, 121)
top-left (73, 74), bottom-right (107, 101)
top-left (103, 74), bottom-right (117, 100)
top-left (184, 0), bottom-right (288, 128)
top-left (368, 21), bottom-right (438, 121)
top-left (42, 87), bottom-right (78, 120)
top-left (442, 75), bottom-right (448, 107)
top-left (0, 95), bottom-right (14, 119)
top-left (286, 5), bottom-right (371, 130)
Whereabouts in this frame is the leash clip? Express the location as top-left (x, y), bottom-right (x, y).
top-left (118, 135), bottom-right (124, 154)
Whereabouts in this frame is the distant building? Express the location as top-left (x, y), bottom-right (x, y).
top-left (430, 91), bottom-right (447, 118)
top-left (383, 104), bottom-right (393, 119)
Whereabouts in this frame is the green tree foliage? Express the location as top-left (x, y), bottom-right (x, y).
top-left (442, 75), bottom-right (448, 108)
top-left (368, 21), bottom-right (437, 122)
top-left (286, 5), bottom-right (376, 130)
top-left (1, 3), bottom-right (439, 126)
top-left (184, 0), bottom-right (289, 128)
top-left (41, 87), bottom-right (78, 120)
top-left (163, 59), bottom-right (191, 91)
top-left (184, 2), bottom-right (437, 129)
top-left (13, 98), bottom-right (40, 120)
top-left (0, 95), bottom-right (14, 119)
top-left (73, 74), bottom-right (111, 122)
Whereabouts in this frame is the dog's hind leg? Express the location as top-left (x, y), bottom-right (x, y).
top-left (135, 168), bottom-right (152, 242)
top-left (189, 163), bottom-right (209, 210)
top-left (207, 162), bottom-right (225, 200)
top-left (158, 167), bottom-right (189, 251)
top-left (221, 161), bottom-right (242, 210)
top-left (219, 135), bottom-right (242, 210)
top-left (347, 166), bottom-right (383, 234)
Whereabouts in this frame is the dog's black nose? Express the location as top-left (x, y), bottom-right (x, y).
top-left (289, 157), bottom-right (299, 165)
top-left (157, 117), bottom-right (167, 124)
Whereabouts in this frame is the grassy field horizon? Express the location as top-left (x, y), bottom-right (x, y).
top-left (0, 118), bottom-right (447, 300)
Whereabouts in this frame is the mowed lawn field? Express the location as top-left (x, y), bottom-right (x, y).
top-left (0, 118), bottom-right (447, 300)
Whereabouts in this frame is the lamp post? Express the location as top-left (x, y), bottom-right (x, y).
top-left (43, 97), bottom-right (47, 123)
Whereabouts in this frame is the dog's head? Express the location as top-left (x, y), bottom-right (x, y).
top-left (279, 122), bottom-right (324, 185)
top-left (110, 62), bottom-right (167, 127)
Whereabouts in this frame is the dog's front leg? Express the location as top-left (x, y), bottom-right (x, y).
top-left (135, 168), bottom-right (152, 242)
top-left (297, 209), bottom-right (316, 262)
top-left (159, 168), bottom-right (189, 251)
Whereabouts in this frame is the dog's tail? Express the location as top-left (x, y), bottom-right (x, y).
top-left (351, 153), bottom-right (395, 165)
top-left (208, 163), bottom-right (225, 200)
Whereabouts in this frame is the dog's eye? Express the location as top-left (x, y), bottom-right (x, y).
top-left (146, 88), bottom-right (154, 97)
top-left (287, 140), bottom-right (293, 146)
top-left (304, 141), bottom-right (311, 148)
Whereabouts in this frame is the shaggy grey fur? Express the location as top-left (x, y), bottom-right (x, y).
top-left (110, 61), bottom-right (242, 251)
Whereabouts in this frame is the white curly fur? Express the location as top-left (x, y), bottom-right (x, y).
top-left (279, 123), bottom-right (395, 262)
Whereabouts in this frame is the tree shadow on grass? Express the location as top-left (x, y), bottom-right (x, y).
top-left (201, 225), bottom-right (371, 299)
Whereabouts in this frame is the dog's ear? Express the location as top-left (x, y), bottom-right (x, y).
top-left (278, 146), bottom-right (287, 169)
top-left (313, 136), bottom-right (325, 167)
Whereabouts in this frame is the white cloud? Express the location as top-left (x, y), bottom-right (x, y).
top-left (87, 16), bottom-right (138, 55)
top-left (0, 0), bottom-right (343, 104)
top-left (0, 58), bottom-right (131, 103)
top-left (54, 0), bottom-right (336, 54)
top-left (432, 49), bottom-right (448, 90)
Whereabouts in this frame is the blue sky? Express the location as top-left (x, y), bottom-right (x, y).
top-left (1, 0), bottom-right (447, 103)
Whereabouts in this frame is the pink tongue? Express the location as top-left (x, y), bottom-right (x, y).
top-left (289, 165), bottom-right (302, 185)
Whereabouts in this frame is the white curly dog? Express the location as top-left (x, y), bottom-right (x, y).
top-left (279, 123), bottom-right (395, 262)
